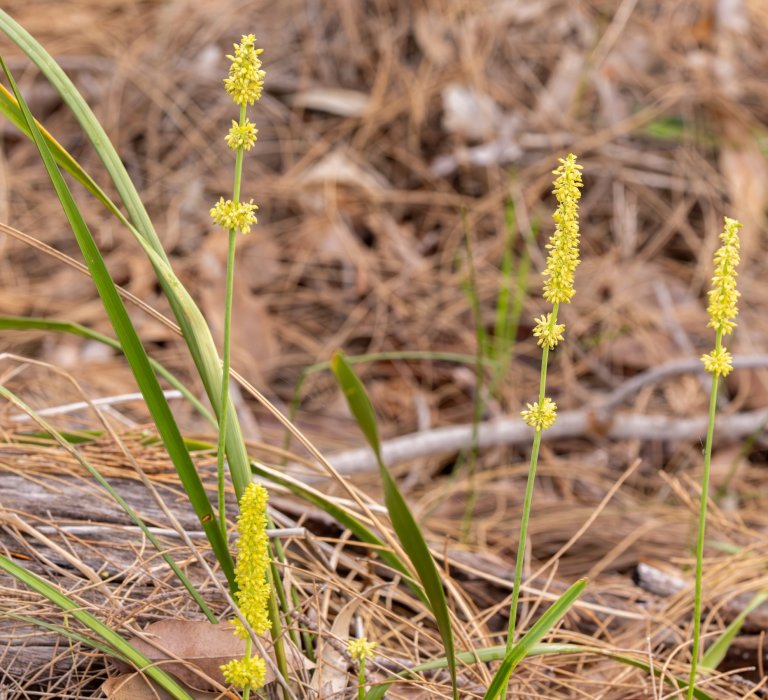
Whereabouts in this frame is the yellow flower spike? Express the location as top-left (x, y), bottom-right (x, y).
top-left (210, 197), bottom-right (258, 234)
top-left (706, 217), bottom-right (741, 336)
top-left (532, 313), bottom-right (565, 349)
top-left (543, 154), bottom-right (583, 305)
top-left (231, 482), bottom-right (272, 639)
top-left (224, 34), bottom-right (266, 106)
top-left (521, 397), bottom-right (558, 431)
top-left (348, 637), bottom-right (377, 662)
top-left (221, 655), bottom-right (267, 690)
top-left (225, 118), bottom-right (258, 151)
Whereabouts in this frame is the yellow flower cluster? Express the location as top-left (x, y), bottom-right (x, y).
top-left (348, 637), bottom-right (377, 662)
top-left (701, 347), bottom-right (733, 377)
top-left (705, 217), bottom-right (741, 336)
top-left (532, 313), bottom-right (565, 349)
top-left (221, 654), bottom-right (267, 690)
top-left (220, 483), bottom-right (272, 690)
top-left (700, 217), bottom-right (741, 377)
top-left (543, 154), bottom-right (583, 305)
top-left (210, 197), bottom-right (258, 234)
top-left (224, 34), bottom-right (266, 106)
top-left (520, 155), bottom-right (583, 431)
top-left (231, 482), bottom-right (272, 639)
top-left (225, 118), bottom-right (258, 151)
top-left (521, 397), bottom-right (558, 431)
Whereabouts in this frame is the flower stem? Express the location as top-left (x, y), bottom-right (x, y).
top-left (506, 303), bottom-right (558, 649)
top-left (358, 658), bottom-right (366, 700)
top-left (243, 636), bottom-right (253, 700)
top-left (687, 330), bottom-right (722, 700)
top-left (217, 103), bottom-right (247, 538)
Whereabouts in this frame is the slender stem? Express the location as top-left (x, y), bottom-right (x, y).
top-left (243, 636), bottom-right (253, 700)
top-left (217, 103), bottom-right (247, 538)
top-left (687, 331), bottom-right (722, 699)
top-left (358, 659), bottom-right (366, 700)
top-left (507, 427), bottom-right (542, 646)
top-left (506, 303), bottom-right (558, 651)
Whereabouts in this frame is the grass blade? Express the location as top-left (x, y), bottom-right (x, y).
top-left (0, 57), bottom-right (235, 589)
top-left (701, 590), bottom-right (768, 669)
top-left (482, 578), bottom-right (587, 699)
top-left (330, 351), bottom-right (458, 700)
top-left (0, 554), bottom-right (194, 699)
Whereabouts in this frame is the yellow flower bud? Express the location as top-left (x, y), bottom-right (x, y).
top-left (701, 347), bottom-right (733, 377)
top-left (225, 118), bottom-right (258, 151)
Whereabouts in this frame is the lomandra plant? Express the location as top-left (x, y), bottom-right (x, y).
top-left (687, 217), bottom-right (742, 699)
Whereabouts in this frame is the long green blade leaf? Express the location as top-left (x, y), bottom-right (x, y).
top-left (702, 590), bottom-right (768, 669)
top-left (0, 554), bottom-right (193, 699)
top-left (331, 352), bottom-right (458, 700)
top-left (483, 578), bottom-right (587, 699)
top-left (0, 57), bottom-right (235, 589)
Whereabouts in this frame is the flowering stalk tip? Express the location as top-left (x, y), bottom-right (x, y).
top-left (543, 153), bottom-right (583, 305)
top-left (224, 34), bottom-right (266, 106)
top-left (700, 217), bottom-right (741, 377)
top-left (706, 217), bottom-right (741, 337)
top-left (348, 637), bottom-right (377, 662)
top-left (232, 482), bottom-right (272, 638)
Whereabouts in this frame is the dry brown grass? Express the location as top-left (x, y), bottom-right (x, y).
top-left (1, 0), bottom-right (768, 697)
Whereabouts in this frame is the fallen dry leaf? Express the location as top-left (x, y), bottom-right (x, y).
top-left (117, 619), bottom-right (309, 692)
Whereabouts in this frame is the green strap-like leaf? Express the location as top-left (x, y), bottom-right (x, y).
top-left (483, 578), bottom-right (586, 699)
top-left (0, 83), bottom-right (122, 217)
top-left (702, 590), bottom-right (768, 669)
top-left (331, 352), bottom-right (458, 700)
